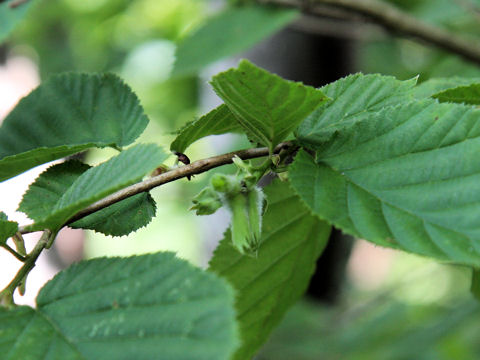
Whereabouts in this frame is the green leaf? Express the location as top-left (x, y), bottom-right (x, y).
top-left (170, 104), bottom-right (243, 153)
top-left (172, 5), bottom-right (298, 77)
top-left (25, 144), bottom-right (167, 232)
top-left (296, 73), bottom-right (417, 148)
top-left (70, 193), bottom-right (156, 236)
top-left (290, 100), bottom-right (480, 266)
top-left (0, 73), bottom-right (149, 181)
top-left (472, 269), bottom-right (480, 301)
top-left (412, 77), bottom-right (480, 99)
top-left (0, 0), bottom-right (35, 43)
top-left (19, 160), bottom-right (91, 222)
top-left (0, 212), bottom-right (17, 245)
top-left (211, 59), bottom-right (328, 151)
top-left (0, 252), bottom-right (238, 360)
top-left (209, 180), bottom-right (331, 360)
top-left (432, 83), bottom-right (480, 105)
top-left (19, 160), bottom-right (157, 236)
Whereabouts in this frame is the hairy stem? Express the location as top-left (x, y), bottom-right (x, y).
top-left (259, 0), bottom-right (480, 66)
top-left (18, 142), bottom-right (293, 235)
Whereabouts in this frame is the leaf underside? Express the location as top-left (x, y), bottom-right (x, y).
top-left (70, 193), bottom-right (156, 236)
top-left (209, 180), bottom-right (331, 360)
top-left (211, 59), bottom-right (329, 151)
top-left (0, 73), bottom-right (149, 181)
top-left (291, 100), bottom-right (480, 266)
top-left (170, 104), bottom-right (243, 153)
top-left (24, 144), bottom-right (167, 232)
top-left (172, 5), bottom-right (298, 77)
top-left (0, 252), bottom-right (238, 360)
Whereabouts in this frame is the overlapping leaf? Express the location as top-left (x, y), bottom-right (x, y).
top-left (0, 252), bottom-right (238, 360)
top-left (0, 212), bottom-right (18, 245)
top-left (432, 83), bottom-right (480, 105)
top-left (18, 160), bottom-right (91, 221)
top-left (0, 0), bottom-right (35, 43)
top-left (412, 77), bottom-right (480, 99)
top-left (209, 180), bottom-right (330, 360)
top-left (19, 160), bottom-right (157, 236)
top-left (24, 144), bottom-right (167, 232)
top-left (172, 5), bottom-right (297, 77)
top-left (211, 60), bottom-right (328, 152)
top-left (0, 73), bottom-right (149, 181)
top-left (290, 100), bottom-right (480, 266)
top-left (170, 104), bottom-right (243, 153)
top-left (70, 193), bottom-right (156, 236)
top-left (296, 73), bottom-right (417, 147)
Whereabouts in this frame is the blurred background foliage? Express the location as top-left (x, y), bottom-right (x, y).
top-left (3, 0), bottom-right (480, 357)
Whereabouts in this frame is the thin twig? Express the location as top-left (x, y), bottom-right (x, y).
top-left (18, 142), bottom-right (292, 235)
top-left (0, 230), bottom-right (52, 307)
top-left (0, 243), bottom-right (26, 262)
top-left (259, 0), bottom-right (480, 66)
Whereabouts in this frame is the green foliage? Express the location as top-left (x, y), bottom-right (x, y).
top-left (19, 160), bottom-right (91, 221)
top-left (0, 73), bottom-right (149, 181)
top-left (261, 300), bottom-right (480, 360)
top-left (296, 73), bottom-right (417, 147)
top-left (0, 252), bottom-right (238, 360)
top-left (0, 0), bottom-right (34, 43)
top-left (0, 212), bottom-right (18, 245)
top-left (4, 5), bottom-right (480, 356)
top-left (172, 5), bottom-right (297, 77)
top-left (412, 77), bottom-right (480, 99)
top-left (432, 83), bottom-right (480, 105)
top-left (19, 160), bottom-right (157, 236)
top-left (170, 104), bottom-right (242, 153)
top-left (24, 144), bottom-right (167, 232)
top-left (70, 193), bottom-right (156, 236)
top-left (211, 59), bottom-right (329, 151)
top-left (200, 156), bottom-right (269, 255)
top-left (190, 186), bottom-right (223, 215)
top-left (209, 180), bottom-right (331, 360)
top-left (291, 99), bottom-right (480, 266)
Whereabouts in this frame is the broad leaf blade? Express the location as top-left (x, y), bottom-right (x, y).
top-left (18, 160), bottom-right (91, 221)
top-left (296, 73), bottom-right (417, 147)
top-left (70, 193), bottom-right (156, 236)
top-left (172, 5), bottom-right (298, 77)
top-left (170, 104), bottom-right (243, 153)
top-left (432, 83), bottom-right (480, 105)
top-left (291, 100), bottom-right (480, 266)
top-left (0, 73), bottom-right (149, 181)
top-left (211, 59), bottom-right (328, 151)
top-left (0, 0), bottom-right (35, 43)
top-left (0, 212), bottom-right (18, 245)
top-left (0, 306), bottom-right (83, 359)
top-left (209, 180), bottom-right (330, 360)
top-left (19, 160), bottom-right (157, 236)
top-left (26, 144), bottom-right (167, 232)
top-left (1, 252), bottom-right (238, 360)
